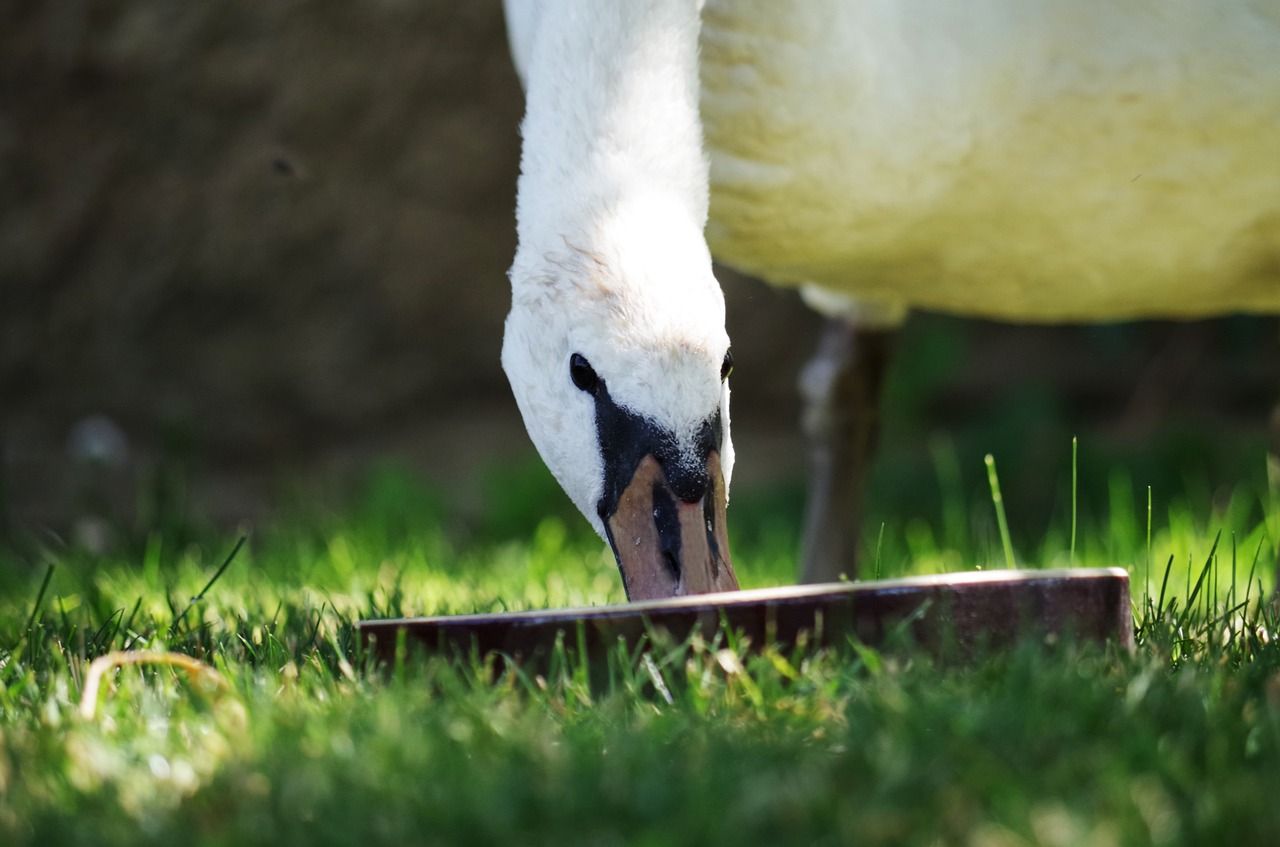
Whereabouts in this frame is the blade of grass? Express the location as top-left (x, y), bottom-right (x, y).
top-left (1222, 532), bottom-right (1231, 618)
top-left (1243, 537), bottom-right (1264, 612)
top-left (169, 535), bottom-right (247, 637)
top-left (985, 454), bottom-right (1016, 570)
top-left (1156, 554), bottom-right (1176, 618)
top-left (874, 522), bottom-right (885, 581)
top-left (1184, 531), bottom-right (1222, 617)
top-left (24, 562), bottom-right (55, 638)
top-left (91, 607), bottom-right (125, 653)
top-left (19, 562), bottom-right (56, 665)
top-left (1152, 488), bottom-right (1162, 606)
top-left (120, 596), bottom-right (143, 650)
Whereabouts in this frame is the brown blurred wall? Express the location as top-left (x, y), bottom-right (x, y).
top-left (0, 0), bottom-right (821, 533)
top-left (4, 2), bottom-right (521, 442)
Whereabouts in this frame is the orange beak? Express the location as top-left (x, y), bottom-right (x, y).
top-left (603, 452), bottom-right (738, 601)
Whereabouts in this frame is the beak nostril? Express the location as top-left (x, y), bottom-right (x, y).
top-left (666, 462), bottom-right (710, 504)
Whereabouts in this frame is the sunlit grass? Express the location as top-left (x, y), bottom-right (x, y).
top-left (2, 441), bottom-right (1279, 846)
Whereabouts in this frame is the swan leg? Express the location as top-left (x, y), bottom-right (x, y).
top-left (797, 317), bottom-right (896, 583)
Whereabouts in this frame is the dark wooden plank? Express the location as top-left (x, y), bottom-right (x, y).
top-left (357, 568), bottom-right (1134, 666)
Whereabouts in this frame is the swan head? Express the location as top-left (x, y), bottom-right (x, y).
top-left (503, 199), bottom-right (739, 600)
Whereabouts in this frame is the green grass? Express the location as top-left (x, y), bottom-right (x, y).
top-left (2, 447), bottom-right (1280, 846)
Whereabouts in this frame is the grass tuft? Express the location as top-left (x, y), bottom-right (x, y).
top-left (2, 445), bottom-right (1279, 846)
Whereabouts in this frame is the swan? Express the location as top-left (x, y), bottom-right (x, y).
top-left (499, 0), bottom-right (1280, 597)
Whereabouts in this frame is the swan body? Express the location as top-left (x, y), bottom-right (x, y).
top-left (699, 0), bottom-right (1280, 322)
top-left (500, 0), bottom-right (1280, 597)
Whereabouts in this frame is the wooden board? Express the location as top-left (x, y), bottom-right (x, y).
top-left (357, 568), bottom-right (1134, 666)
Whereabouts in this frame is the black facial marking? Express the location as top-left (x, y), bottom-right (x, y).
top-left (587, 370), bottom-right (726, 593)
top-left (591, 378), bottom-right (723, 522)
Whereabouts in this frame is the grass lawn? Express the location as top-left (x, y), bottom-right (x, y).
top-left (2, 441), bottom-right (1279, 846)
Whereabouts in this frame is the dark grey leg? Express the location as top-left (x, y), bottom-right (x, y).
top-left (798, 317), bottom-right (895, 583)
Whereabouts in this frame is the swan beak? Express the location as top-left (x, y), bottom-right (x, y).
top-left (604, 451), bottom-right (739, 601)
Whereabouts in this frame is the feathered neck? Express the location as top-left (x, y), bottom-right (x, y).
top-left (509, 0), bottom-right (710, 275)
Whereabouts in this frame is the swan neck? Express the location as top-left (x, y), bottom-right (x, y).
top-left (513, 0), bottom-right (709, 263)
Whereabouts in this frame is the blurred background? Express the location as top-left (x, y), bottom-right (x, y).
top-left (3, 0), bottom-right (1277, 558)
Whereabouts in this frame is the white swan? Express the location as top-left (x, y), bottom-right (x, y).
top-left (500, 0), bottom-right (1280, 597)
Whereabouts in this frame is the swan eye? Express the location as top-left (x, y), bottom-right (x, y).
top-left (570, 353), bottom-right (600, 394)
top-left (720, 350), bottom-right (734, 382)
